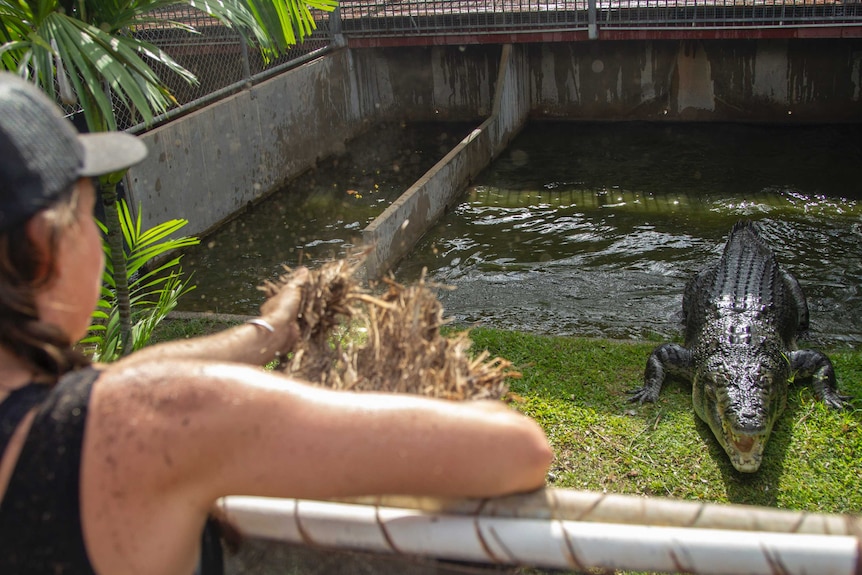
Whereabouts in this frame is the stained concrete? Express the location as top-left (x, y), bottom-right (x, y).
top-left (529, 39), bottom-right (862, 121)
top-left (126, 38), bottom-right (862, 276)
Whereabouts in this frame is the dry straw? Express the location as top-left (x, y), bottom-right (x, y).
top-left (259, 256), bottom-right (516, 400)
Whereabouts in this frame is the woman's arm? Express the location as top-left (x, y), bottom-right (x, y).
top-left (201, 363), bottom-right (553, 499)
top-left (81, 359), bottom-right (551, 574)
top-left (115, 268), bottom-right (309, 367)
top-left (86, 360), bottom-right (552, 506)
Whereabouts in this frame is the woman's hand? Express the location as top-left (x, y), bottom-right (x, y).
top-left (257, 267), bottom-right (310, 357)
top-left (116, 267), bottom-right (310, 367)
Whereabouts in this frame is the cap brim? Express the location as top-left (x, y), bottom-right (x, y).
top-left (78, 132), bottom-right (148, 177)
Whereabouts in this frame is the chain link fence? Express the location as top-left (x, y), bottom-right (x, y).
top-left (101, 0), bottom-right (859, 132)
top-left (117, 5), bottom-right (335, 132)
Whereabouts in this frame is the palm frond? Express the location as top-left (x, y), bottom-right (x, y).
top-left (244, 0), bottom-right (336, 57)
top-left (86, 199), bottom-right (199, 361)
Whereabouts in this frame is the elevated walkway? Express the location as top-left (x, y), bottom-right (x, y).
top-left (336, 0), bottom-right (862, 45)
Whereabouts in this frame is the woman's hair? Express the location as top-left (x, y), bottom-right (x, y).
top-left (0, 183), bottom-right (91, 383)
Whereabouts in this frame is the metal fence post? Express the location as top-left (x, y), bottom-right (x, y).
top-left (330, 6), bottom-right (345, 48)
top-left (240, 41), bottom-right (253, 89)
top-left (588, 0), bottom-right (598, 39)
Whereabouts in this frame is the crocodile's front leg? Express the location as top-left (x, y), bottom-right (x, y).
top-left (788, 349), bottom-right (850, 409)
top-left (628, 343), bottom-right (692, 403)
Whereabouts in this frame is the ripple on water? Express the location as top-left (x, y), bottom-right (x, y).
top-left (397, 123), bottom-right (862, 347)
top-left (178, 121), bottom-right (862, 347)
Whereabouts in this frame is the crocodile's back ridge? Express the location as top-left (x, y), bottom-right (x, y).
top-left (683, 221), bottom-right (797, 347)
top-left (715, 222), bottom-right (779, 309)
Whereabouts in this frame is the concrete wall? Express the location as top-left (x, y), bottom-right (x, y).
top-left (128, 49), bottom-right (364, 237)
top-left (127, 45), bottom-right (500, 239)
top-left (127, 38), bottom-right (862, 270)
top-left (530, 39), bottom-right (862, 121)
top-left (363, 45), bottom-right (531, 278)
top-left (350, 45), bottom-right (501, 122)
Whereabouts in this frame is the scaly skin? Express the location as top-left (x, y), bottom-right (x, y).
top-left (628, 221), bottom-right (849, 473)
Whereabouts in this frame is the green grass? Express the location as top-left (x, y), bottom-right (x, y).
top-left (154, 320), bottom-right (862, 573)
top-left (468, 328), bottom-right (862, 514)
top-left (150, 316), bottom-right (243, 343)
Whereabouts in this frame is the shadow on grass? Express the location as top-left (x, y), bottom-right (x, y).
top-left (468, 328), bottom-right (861, 510)
top-left (696, 415), bottom-right (782, 508)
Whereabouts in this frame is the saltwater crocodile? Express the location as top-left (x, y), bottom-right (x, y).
top-left (628, 220), bottom-right (848, 472)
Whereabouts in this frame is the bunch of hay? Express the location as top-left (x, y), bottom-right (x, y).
top-left (259, 257), bottom-right (515, 400)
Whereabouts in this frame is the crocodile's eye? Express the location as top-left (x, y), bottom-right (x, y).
top-left (705, 384), bottom-right (717, 401)
top-left (701, 375), bottom-right (718, 401)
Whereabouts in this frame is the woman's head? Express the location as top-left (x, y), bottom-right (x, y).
top-left (0, 181), bottom-right (90, 378)
top-left (0, 72), bottom-right (147, 380)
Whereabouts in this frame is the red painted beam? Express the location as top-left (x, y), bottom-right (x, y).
top-left (346, 25), bottom-right (862, 47)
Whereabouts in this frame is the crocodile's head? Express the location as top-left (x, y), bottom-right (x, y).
top-left (692, 346), bottom-right (788, 473)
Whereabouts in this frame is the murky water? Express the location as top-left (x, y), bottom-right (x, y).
top-left (176, 122), bottom-right (476, 313)
top-left (393, 122), bottom-right (862, 347)
top-left (178, 121), bottom-right (862, 347)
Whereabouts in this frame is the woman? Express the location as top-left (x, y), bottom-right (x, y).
top-left (0, 72), bottom-right (552, 574)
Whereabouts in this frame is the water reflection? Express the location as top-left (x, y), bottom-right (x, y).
top-left (178, 121), bottom-right (862, 347)
top-left (394, 122), bottom-right (862, 347)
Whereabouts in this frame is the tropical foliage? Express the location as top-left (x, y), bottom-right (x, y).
top-left (1, 0), bottom-right (335, 355)
top-left (81, 199), bottom-right (200, 362)
top-left (0, 0), bottom-right (337, 130)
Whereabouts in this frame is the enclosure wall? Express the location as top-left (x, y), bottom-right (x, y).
top-left (362, 44), bottom-right (532, 277)
top-left (127, 39), bottom-right (862, 244)
top-left (127, 45), bottom-right (498, 238)
top-left (530, 39), bottom-right (862, 122)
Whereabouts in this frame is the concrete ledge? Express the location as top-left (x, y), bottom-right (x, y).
top-left (362, 44), bottom-right (531, 279)
top-left (123, 39), bottom-right (861, 279)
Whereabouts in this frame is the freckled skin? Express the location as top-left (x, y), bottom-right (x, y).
top-left (628, 221), bottom-right (848, 473)
top-left (1, 175), bottom-right (553, 575)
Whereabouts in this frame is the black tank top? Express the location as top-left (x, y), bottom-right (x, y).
top-left (0, 368), bottom-right (97, 573)
top-left (0, 368), bottom-right (224, 574)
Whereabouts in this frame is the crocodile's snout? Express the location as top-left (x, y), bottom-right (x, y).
top-left (718, 409), bottom-right (770, 473)
top-left (728, 395), bottom-right (771, 433)
top-left (696, 364), bottom-right (782, 473)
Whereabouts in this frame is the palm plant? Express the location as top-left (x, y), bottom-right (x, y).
top-left (81, 199), bottom-right (200, 362)
top-left (0, 0), bottom-right (336, 355)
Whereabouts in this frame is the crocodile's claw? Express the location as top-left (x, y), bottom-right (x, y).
top-left (626, 386), bottom-right (659, 404)
top-left (821, 388), bottom-right (852, 410)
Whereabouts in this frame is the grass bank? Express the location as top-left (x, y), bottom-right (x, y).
top-left (154, 318), bottom-right (862, 573)
top-left (468, 327), bottom-right (862, 513)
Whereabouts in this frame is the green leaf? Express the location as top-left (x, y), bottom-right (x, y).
top-left (86, 198), bottom-right (198, 361)
top-left (3, 0), bottom-right (334, 358)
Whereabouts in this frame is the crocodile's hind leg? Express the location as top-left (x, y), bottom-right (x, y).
top-left (628, 343), bottom-right (692, 403)
top-left (782, 270), bottom-right (810, 334)
top-left (789, 349), bottom-right (850, 409)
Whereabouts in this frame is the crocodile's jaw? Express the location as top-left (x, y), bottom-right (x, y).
top-left (718, 419), bottom-right (770, 473)
top-left (696, 393), bottom-right (772, 473)
top-left (693, 361), bottom-right (787, 473)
